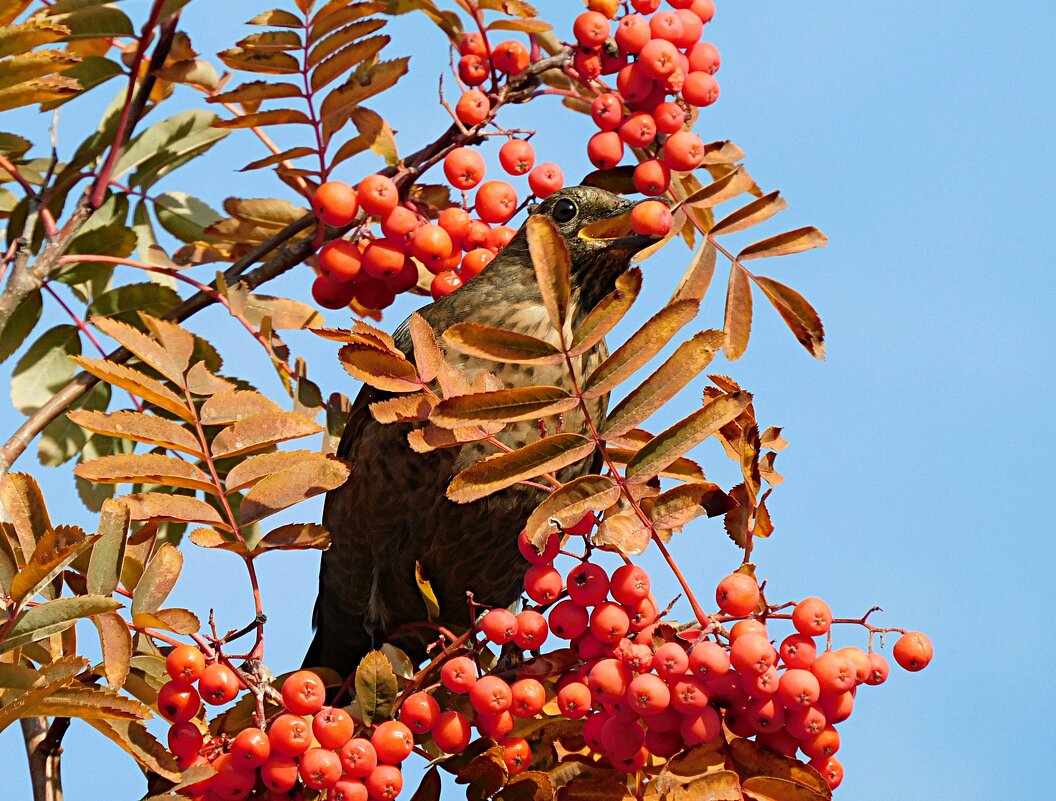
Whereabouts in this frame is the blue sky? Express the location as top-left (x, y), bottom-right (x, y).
top-left (2, 1), bottom-right (1054, 799)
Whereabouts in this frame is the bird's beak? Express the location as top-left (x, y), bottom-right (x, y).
top-left (577, 208), bottom-right (663, 255)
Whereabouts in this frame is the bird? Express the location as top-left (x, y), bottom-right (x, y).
top-left (305, 185), bottom-right (663, 677)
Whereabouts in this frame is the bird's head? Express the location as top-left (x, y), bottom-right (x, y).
top-left (522, 186), bottom-right (665, 311)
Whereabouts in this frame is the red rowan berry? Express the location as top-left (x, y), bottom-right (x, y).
top-left (614, 14), bottom-right (651, 54)
top-left (470, 675), bottom-right (513, 715)
top-left (333, 779), bottom-right (369, 801)
top-left (729, 619), bottom-right (768, 642)
top-left (744, 664), bottom-right (780, 696)
top-left (474, 180), bottom-right (517, 224)
top-left (458, 53), bottom-right (489, 86)
top-left (260, 755), bottom-right (298, 793)
top-left (588, 658), bottom-right (630, 702)
top-left (167, 721), bottom-right (204, 761)
top-left (590, 601), bottom-right (630, 643)
top-left (663, 131), bottom-right (706, 171)
top-left (517, 529), bottom-right (558, 564)
top-left (491, 40), bottom-right (529, 75)
top-left (430, 270), bottom-right (463, 299)
top-left (363, 240), bottom-right (407, 280)
top-left (481, 608), bottom-right (518, 645)
top-left (456, 248), bottom-right (491, 280)
top-left (601, 716), bottom-right (645, 759)
top-left (680, 706), bottom-right (721, 745)
top-left (652, 641), bottom-right (690, 680)
top-left (365, 764), bottom-right (403, 801)
top-left (674, 8), bottom-right (704, 47)
top-left (792, 597), bottom-right (832, 636)
top-left (633, 160), bottom-right (671, 196)
top-left (704, 671), bottom-right (745, 706)
top-left (455, 90), bottom-right (490, 126)
top-left (586, 131), bottom-right (623, 171)
top-left (670, 676), bottom-right (709, 714)
top-left (357, 174), bottom-right (399, 217)
top-left (715, 572), bottom-right (760, 617)
top-left (747, 695), bottom-right (785, 733)
top-left (312, 705), bottom-right (355, 750)
top-left (625, 672), bottom-right (669, 716)
top-left (281, 670), bottom-right (325, 716)
top-left (810, 755), bottom-right (844, 790)
top-left (630, 200), bottom-right (673, 236)
top-left (355, 276), bottom-right (396, 310)
top-left (780, 633), bottom-right (818, 669)
top-left (638, 38), bottom-right (680, 81)
top-left (410, 223), bottom-right (453, 266)
top-left (590, 92), bottom-right (624, 131)
top-left (157, 680), bottom-right (200, 723)
top-left (724, 703), bottom-right (758, 739)
top-left (573, 11), bottom-right (611, 48)
top-left (485, 224), bottom-right (515, 251)
top-left (432, 710), bottom-right (471, 753)
top-left (653, 101), bottom-right (686, 134)
top-left (865, 651), bottom-right (890, 685)
top-left (557, 681), bottom-right (591, 719)
top-left (801, 725), bottom-right (840, 761)
top-left (778, 668), bottom-right (821, 708)
top-left (812, 651), bottom-right (856, 694)
top-left (687, 41), bottom-right (721, 75)
top-left (785, 704), bottom-right (827, 740)
top-left (631, 0), bottom-right (661, 13)
top-left (524, 563), bottom-right (562, 604)
top-left (549, 600), bottom-right (589, 639)
top-left (229, 726), bottom-right (270, 768)
top-left (609, 564), bottom-right (650, 605)
top-left (476, 709), bottom-right (515, 738)
top-left (371, 720), bottom-right (414, 765)
top-left (498, 139), bottom-right (535, 176)
top-left (500, 736), bottom-right (531, 774)
top-left (528, 162), bottom-right (563, 197)
top-left (564, 511), bottom-right (597, 536)
top-left (197, 663), bottom-right (240, 706)
top-left (587, 0), bottom-right (620, 17)
top-left (441, 656), bottom-right (477, 694)
top-left (682, 71), bottom-right (719, 107)
top-left (614, 638), bottom-right (654, 673)
top-left (628, 595), bottom-right (659, 631)
top-left (649, 11), bottom-right (684, 43)
top-left (444, 147), bottom-right (485, 190)
top-left (893, 631), bottom-right (933, 671)
top-left (566, 561), bottom-right (609, 606)
top-left (340, 737), bottom-right (378, 778)
top-left (166, 645), bottom-right (206, 684)
top-left (312, 274), bottom-right (356, 309)
top-left (645, 727), bottom-right (683, 758)
top-left (757, 728), bottom-right (800, 758)
top-left (398, 691), bottom-right (440, 735)
top-left (618, 112), bottom-right (657, 148)
top-left (691, 0), bottom-right (716, 23)
top-left (438, 206), bottom-right (471, 241)
top-left (318, 239), bottom-right (364, 283)
top-left (730, 633), bottom-right (776, 676)
top-left (313, 181), bottom-right (359, 227)
top-left (210, 753), bottom-right (256, 800)
top-left (574, 633), bottom-right (611, 661)
top-left (838, 646), bottom-right (871, 685)
top-left (819, 689), bottom-right (854, 724)
top-left (573, 46), bottom-right (603, 81)
top-left (510, 677), bottom-right (545, 718)
top-left (513, 610), bottom-right (548, 650)
top-left (299, 747), bottom-right (342, 790)
top-left (383, 255), bottom-right (419, 294)
top-left (581, 712), bottom-right (608, 752)
top-left (269, 713), bottom-right (311, 758)
top-left (689, 640), bottom-right (730, 678)
top-left (459, 31), bottom-right (487, 56)
top-left (616, 63), bottom-right (655, 104)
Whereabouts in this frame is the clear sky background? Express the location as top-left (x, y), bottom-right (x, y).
top-left (2, 1), bottom-right (1054, 799)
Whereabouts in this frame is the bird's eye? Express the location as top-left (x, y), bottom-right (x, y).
top-left (552, 198), bottom-right (577, 223)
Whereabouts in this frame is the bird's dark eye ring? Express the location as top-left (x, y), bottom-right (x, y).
top-left (552, 198), bottom-right (577, 223)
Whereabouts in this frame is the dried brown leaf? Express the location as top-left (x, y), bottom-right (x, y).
top-left (74, 454), bottom-right (214, 494)
top-left (710, 191), bottom-right (788, 236)
top-left (369, 394), bottom-right (435, 424)
top-left (722, 262), bottom-right (753, 361)
top-left (670, 240), bottom-right (717, 304)
top-left (569, 268), bottom-right (641, 356)
top-left (120, 493), bottom-right (226, 527)
top-left (523, 475), bottom-right (620, 549)
top-left (239, 456), bottom-right (350, 524)
top-left (443, 323), bottom-right (563, 365)
top-left (431, 386), bottom-right (578, 428)
top-left (447, 434), bottom-right (595, 503)
top-left (210, 411), bottom-right (323, 458)
top-left (9, 525), bottom-right (95, 603)
top-left (404, 314), bottom-right (441, 385)
top-left (526, 214), bottom-right (571, 336)
top-left (751, 275), bottom-right (825, 359)
top-left (593, 511), bottom-right (650, 556)
top-left (650, 482), bottom-right (734, 531)
top-left (338, 343), bottom-right (421, 392)
top-left (682, 166), bottom-right (753, 209)
top-left (738, 227), bottom-right (828, 261)
top-left (254, 523), bottom-right (331, 554)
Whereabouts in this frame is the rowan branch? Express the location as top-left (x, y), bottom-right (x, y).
top-left (20, 716), bottom-right (62, 801)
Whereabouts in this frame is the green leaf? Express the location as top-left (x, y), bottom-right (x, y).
top-left (523, 475), bottom-right (620, 550)
top-left (154, 191), bottom-right (220, 243)
top-left (625, 392), bottom-right (753, 482)
top-left (447, 433), bottom-right (595, 503)
top-left (9, 525), bottom-right (97, 603)
top-left (87, 498), bottom-right (129, 597)
top-left (11, 324), bottom-right (80, 414)
top-left (130, 543), bottom-right (182, 616)
top-left (112, 109), bottom-right (220, 183)
top-left (88, 282), bottom-right (181, 327)
top-left (431, 386), bottom-right (578, 428)
top-left (1, 595), bottom-right (122, 654)
top-left (0, 287), bottom-right (41, 364)
top-left (582, 300), bottom-right (699, 398)
top-left (354, 650), bottom-right (397, 725)
top-left (602, 330), bottom-right (725, 438)
top-left (49, 5), bottom-right (134, 38)
top-left (442, 323), bottom-right (563, 365)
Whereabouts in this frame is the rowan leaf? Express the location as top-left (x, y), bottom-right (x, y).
top-left (0, 49), bottom-right (80, 91)
top-left (75, 454), bottom-right (215, 494)
top-left (1, 595), bottom-right (121, 654)
top-left (671, 240), bottom-right (717, 304)
top-left (33, 685), bottom-right (149, 721)
top-left (237, 29), bottom-right (302, 52)
top-left (583, 300), bottom-right (699, 398)
top-left (699, 140), bottom-right (745, 165)
top-left (523, 475), bottom-right (620, 549)
top-left (0, 655), bottom-right (85, 733)
top-left (310, 1), bottom-right (387, 43)
top-left (666, 772), bottom-right (743, 801)
top-left (0, 473), bottom-right (51, 563)
top-left (311, 34), bottom-right (389, 92)
top-left (625, 392), bottom-right (753, 482)
top-left (84, 718), bottom-right (181, 781)
top-left (12, 324), bottom-right (80, 414)
top-left (487, 17), bottom-right (551, 33)
top-left (414, 561), bottom-right (440, 620)
top-left (188, 527), bottom-right (247, 555)
top-left (683, 166), bottom-right (754, 208)
top-left (67, 410), bottom-right (203, 456)
top-left (232, 293), bottom-right (323, 329)
top-left (214, 108), bottom-right (313, 128)
top-left (710, 191), bottom-right (787, 236)
top-left (210, 412), bottom-right (323, 459)
top-left (320, 57), bottom-right (409, 141)
top-left (152, 58), bottom-right (220, 92)
top-left (338, 343), bottom-right (421, 392)
top-left (217, 47), bottom-right (300, 74)
top-left (447, 434), bottom-right (595, 503)
top-left (654, 741), bottom-right (727, 796)
top-left (593, 511), bottom-right (650, 556)
top-left (431, 386), bottom-right (578, 428)
top-left (354, 650), bottom-right (397, 725)
top-left (85, 316), bottom-right (181, 386)
top-left (131, 608), bottom-right (200, 635)
top-left (443, 323), bottom-right (563, 365)
top-left (455, 745), bottom-right (508, 799)
top-left (86, 499), bottom-right (129, 597)
top-left (751, 275), bottom-right (826, 359)
top-left (208, 79), bottom-right (302, 105)
top-left (239, 456), bottom-right (350, 524)
top-left (252, 523), bottom-right (330, 554)
top-left (0, 20), bottom-right (68, 60)
top-left (727, 739), bottom-right (832, 798)
top-left (240, 145), bottom-right (315, 171)
top-left (0, 286), bottom-right (40, 365)
top-left (70, 356), bottom-right (194, 422)
top-left (741, 777), bottom-right (830, 801)
top-left (650, 482), bottom-right (734, 531)
top-left (602, 330), bottom-right (724, 437)
top-left (404, 313), bottom-right (442, 384)
top-left (526, 214), bottom-right (571, 335)
top-left (10, 525), bottom-right (97, 603)
top-left (738, 227), bottom-right (828, 261)
top-left (131, 543), bottom-right (182, 615)
top-left (407, 424), bottom-right (492, 453)
top-left (722, 262), bottom-right (752, 361)
top-left (248, 9), bottom-right (304, 27)
top-left (307, 18), bottom-right (386, 66)
top-left (200, 390), bottom-right (283, 425)
top-left (569, 268), bottom-right (641, 356)
top-left (120, 493), bottom-right (226, 527)
top-left (94, 611), bottom-right (132, 689)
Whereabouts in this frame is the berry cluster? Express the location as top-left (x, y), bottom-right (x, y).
top-left (572, 0), bottom-right (721, 196)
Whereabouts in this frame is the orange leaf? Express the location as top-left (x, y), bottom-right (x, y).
top-left (526, 214), bottom-right (571, 336)
top-left (650, 482), bottom-right (734, 531)
top-left (447, 434), bottom-right (595, 503)
top-left (682, 166), bottom-right (754, 209)
top-left (120, 493), bottom-right (227, 528)
top-left (213, 109), bottom-right (312, 128)
top-left (737, 227), bottom-right (828, 261)
top-left (70, 356), bottom-right (192, 422)
top-left (722, 262), bottom-right (752, 361)
top-left (252, 523), bottom-right (331, 554)
top-left (90, 316), bottom-right (185, 386)
top-left (710, 191), bottom-right (787, 236)
top-left (670, 240), bottom-right (717, 304)
top-left (200, 390), bottom-right (283, 425)
top-left (338, 343), bottom-right (420, 392)
top-left (239, 456), bottom-right (350, 524)
top-left (74, 454), bottom-right (215, 494)
top-left (210, 412), bottom-right (323, 459)
top-left (523, 475), bottom-right (620, 549)
top-left (431, 386), bottom-right (578, 428)
top-left (407, 313), bottom-right (443, 384)
top-left (93, 612), bottom-right (132, 690)
top-left (568, 268), bottom-right (641, 357)
top-left (130, 543), bottom-right (182, 615)
top-left (225, 450), bottom-right (329, 492)
top-left (443, 322), bottom-right (563, 365)
top-left (311, 35), bottom-right (389, 93)
top-left (751, 275), bottom-right (826, 359)
top-left (369, 394), bottom-right (435, 424)
top-left (593, 511), bottom-right (650, 556)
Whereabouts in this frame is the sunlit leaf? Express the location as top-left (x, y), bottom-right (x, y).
top-left (751, 275), bottom-right (825, 359)
top-left (130, 608), bottom-right (200, 635)
top-left (738, 227), bottom-right (828, 261)
top-left (0, 472), bottom-right (51, 561)
top-left (67, 410), bottom-right (203, 456)
top-left (671, 240), bottom-right (717, 304)
top-left (75, 454), bottom-right (215, 494)
top-left (208, 79), bottom-right (302, 105)
top-left (310, 0), bottom-right (387, 44)
top-left (569, 268), bottom-right (641, 356)
top-left (130, 543), bottom-right (182, 615)
top-left (217, 47), bottom-right (300, 74)
top-left (526, 214), bottom-right (571, 336)
top-left (188, 527), bottom-right (247, 555)
top-left (86, 499), bottom-right (129, 597)
top-left (583, 300), bottom-right (699, 398)
top-left (253, 523), bottom-right (330, 554)
top-left (682, 166), bottom-right (753, 209)
top-left (239, 456), bottom-right (350, 524)
top-left (320, 57), bottom-right (409, 141)
top-left (0, 655), bottom-right (85, 733)
top-left (431, 386), bottom-right (578, 428)
top-left (1, 595), bottom-right (121, 654)
top-left (722, 262), bottom-right (752, 361)
top-left (602, 330), bottom-right (724, 437)
top-left (649, 482), bottom-right (734, 531)
top-left (200, 390), bottom-right (283, 425)
top-left (90, 314), bottom-right (185, 385)
top-left (210, 412), bottom-right (322, 459)
top-left (311, 34), bottom-right (389, 92)
top-left (84, 718), bottom-right (181, 782)
top-left (119, 493), bottom-right (226, 527)
top-left (240, 145), bottom-right (315, 171)
top-left (0, 20), bottom-right (69, 59)
top-left (70, 356), bottom-right (194, 423)
top-left (443, 323), bottom-right (563, 365)
top-left (523, 475), bottom-right (619, 548)
top-left (214, 108), bottom-right (312, 128)
top-left (625, 392), bottom-right (753, 482)
top-left (11, 324), bottom-right (80, 414)
top-left (448, 434), bottom-right (595, 503)
top-left (307, 17), bottom-right (386, 67)
top-left (248, 9), bottom-right (304, 27)
top-left (710, 191), bottom-right (787, 236)
top-left (10, 525), bottom-right (96, 603)
top-left (94, 611), bottom-right (132, 689)
top-left (338, 343), bottom-right (420, 392)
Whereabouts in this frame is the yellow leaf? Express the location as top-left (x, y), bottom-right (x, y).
top-left (9, 525), bottom-right (96, 603)
top-left (0, 49), bottom-right (80, 91)
top-left (200, 389), bottom-right (283, 425)
top-left (415, 561), bottom-right (440, 619)
top-left (683, 166), bottom-right (754, 209)
top-left (208, 79), bottom-right (302, 105)
top-left (217, 47), bottom-right (300, 74)
top-left (306, 17), bottom-right (386, 67)
top-left (70, 356), bottom-right (193, 422)
top-left (0, 74), bottom-right (79, 111)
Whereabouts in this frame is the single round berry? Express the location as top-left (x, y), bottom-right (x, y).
top-left (469, 675), bottom-right (513, 715)
top-left (399, 691), bottom-right (440, 734)
top-left (524, 563), bottom-right (563, 604)
top-left (268, 713), bottom-right (312, 758)
top-left (682, 71), bottom-right (720, 107)
top-left (549, 600), bottom-right (589, 639)
top-left (674, 8), bottom-right (704, 47)
top-left (689, 640), bottom-right (730, 678)
top-left (475, 180), bottom-right (518, 224)
top-left (729, 618), bottom-right (768, 642)
top-left (810, 755), bottom-right (844, 790)
top-left (669, 675), bottom-right (709, 715)
top-left (481, 607), bottom-right (518, 645)
top-left (476, 710), bottom-right (515, 739)
top-left (692, 0), bottom-right (716, 23)
top-left (865, 651), bottom-right (891, 685)
top-left (778, 668), bottom-right (822, 708)
top-left (261, 754), bottom-right (298, 793)
top-left (380, 205), bottom-right (418, 243)
top-left (517, 529), bottom-right (559, 564)
top-left (318, 239), bottom-right (364, 283)
top-left (653, 101), bottom-right (686, 134)
top-left (893, 631), bottom-right (933, 671)
top-left (167, 721), bottom-right (204, 761)
top-left (747, 695), bottom-right (786, 733)
top-left (430, 269), bottom-right (463, 299)
top-left (281, 669), bottom-right (326, 716)
top-left (680, 706), bottom-right (722, 745)
top-left (819, 689), bottom-right (855, 724)
top-left (838, 646), bottom-right (872, 685)
top-left (441, 655), bottom-right (477, 693)
top-left (590, 601), bottom-right (631, 643)
top-left (591, 92), bottom-right (624, 131)
top-left (587, 658), bottom-right (631, 702)
top-left (491, 40), bottom-right (529, 75)
top-left (573, 11), bottom-right (610, 48)
top-left (639, 38), bottom-right (680, 80)
top-left (332, 779), bottom-right (369, 801)
top-left (557, 681), bottom-right (591, 719)
top-left (652, 642), bottom-right (690, 680)
top-left (355, 277), bottom-right (397, 310)
top-left (500, 736), bottom-right (532, 774)
top-left (615, 14), bottom-right (651, 54)
top-left (513, 610), bottom-right (549, 650)
top-left (792, 597), bottom-right (833, 636)
top-left (715, 572), bottom-right (760, 617)
top-left (211, 753), bottom-right (256, 800)
top-left (313, 181), bottom-right (359, 227)
top-left (499, 138), bottom-right (535, 176)
top-left (566, 561), bottom-right (609, 606)
top-left (663, 131), bottom-right (707, 171)
top-left (619, 112), bottom-right (657, 148)
top-left (812, 651), bottom-right (856, 693)
top-left (371, 720), bottom-right (414, 765)
top-left (633, 160), bottom-right (671, 196)
top-left (786, 705), bottom-right (827, 740)
top-left (313, 705), bottom-right (355, 750)
top-left (587, 131), bottom-right (624, 170)
top-left (157, 680), bottom-right (200, 723)
top-left (630, 200), bottom-right (673, 237)
top-left (365, 764), bottom-right (404, 801)
top-left (432, 710), bottom-right (472, 753)
top-left (649, 11), bottom-right (684, 44)
top-left (626, 672), bottom-right (670, 716)
top-left (230, 726), bottom-right (270, 768)
top-left (628, 595), bottom-right (659, 631)
top-left (601, 716), bottom-right (645, 760)
top-left (458, 31), bottom-right (486, 56)
top-left (363, 239), bottom-right (407, 280)
top-left (609, 564), bottom-right (650, 605)
top-left (444, 147), bottom-right (485, 190)
top-left (458, 53), bottom-right (489, 86)
top-left (357, 174), bottom-right (399, 217)
top-left (510, 677), bottom-right (546, 718)
top-left (729, 633), bottom-right (777, 676)
top-left (687, 41), bottom-right (721, 74)
top-left (339, 737), bottom-right (378, 778)
top-left (299, 747), bottom-right (342, 790)
top-left (780, 633), bottom-right (818, 669)
top-left (528, 162), bottom-right (564, 198)
top-left (312, 274), bottom-right (356, 309)
top-left (461, 247), bottom-right (495, 279)
top-left (165, 645), bottom-right (206, 684)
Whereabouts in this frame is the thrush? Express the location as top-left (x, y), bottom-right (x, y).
top-left (305, 186), bottom-right (662, 677)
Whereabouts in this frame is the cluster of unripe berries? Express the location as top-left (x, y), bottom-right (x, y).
top-left (573, 0), bottom-right (722, 196)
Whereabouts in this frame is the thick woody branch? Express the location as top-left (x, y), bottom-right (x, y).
top-left (20, 716), bottom-right (63, 801)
